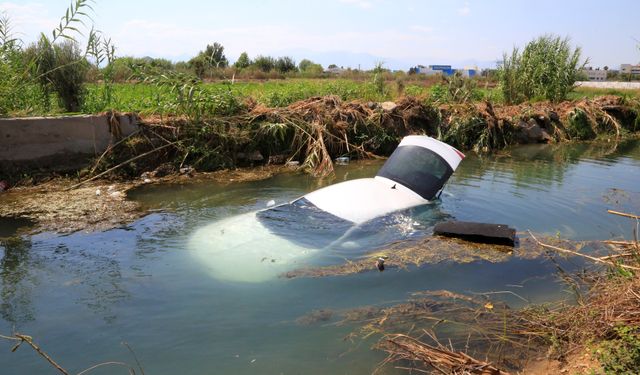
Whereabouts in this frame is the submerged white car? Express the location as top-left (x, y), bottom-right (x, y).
top-left (189, 135), bottom-right (465, 282)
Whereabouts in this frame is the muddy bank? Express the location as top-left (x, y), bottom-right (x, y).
top-left (0, 179), bottom-right (141, 234)
top-left (0, 165), bottom-right (294, 234)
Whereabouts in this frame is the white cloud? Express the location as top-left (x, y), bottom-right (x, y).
top-left (458, 2), bottom-right (471, 16)
top-left (0, 2), bottom-right (58, 41)
top-left (339, 0), bottom-right (373, 9)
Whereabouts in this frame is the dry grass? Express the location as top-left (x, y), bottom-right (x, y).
top-left (282, 234), bottom-right (597, 279)
top-left (75, 94), bottom-right (640, 185)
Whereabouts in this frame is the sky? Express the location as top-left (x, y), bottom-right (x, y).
top-left (1, 0), bottom-right (639, 70)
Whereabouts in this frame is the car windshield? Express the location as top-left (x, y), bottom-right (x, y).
top-left (256, 198), bottom-right (353, 248)
top-left (376, 145), bottom-right (453, 200)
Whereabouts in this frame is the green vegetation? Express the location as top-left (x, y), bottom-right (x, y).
top-left (188, 42), bottom-right (228, 78)
top-left (428, 71), bottom-right (485, 103)
top-left (597, 325), bottom-right (640, 374)
top-left (234, 52), bottom-right (250, 70)
top-left (0, 0), bottom-right (115, 116)
top-left (499, 34), bottom-right (587, 104)
top-left (26, 37), bottom-right (89, 112)
top-left (82, 79), bottom-right (430, 114)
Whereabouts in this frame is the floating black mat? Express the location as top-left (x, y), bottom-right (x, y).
top-left (433, 221), bottom-right (517, 246)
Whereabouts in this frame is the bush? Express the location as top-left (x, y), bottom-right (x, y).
top-left (1, 17), bottom-right (40, 116)
top-left (275, 56), bottom-right (297, 73)
top-left (25, 37), bottom-right (89, 112)
top-left (234, 52), bottom-right (250, 69)
top-left (428, 73), bottom-right (482, 103)
top-left (370, 62), bottom-right (387, 97)
top-left (50, 40), bottom-right (89, 112)
top-left (597, 326), bottom-right (640, 375)
top-left (253, 55), bottom-right (275, 72)
top-left (498, 34), bottom-right (586, 104)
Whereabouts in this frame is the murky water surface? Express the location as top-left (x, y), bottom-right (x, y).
top-left (1, 140), bottom-right (640, 374)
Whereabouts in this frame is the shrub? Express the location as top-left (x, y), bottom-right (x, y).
top-left (275, 56), bottom-right (297, 73)
top-left (24, 36), bottom-right (89, 112)
top-left (51, 40), bottom-right (89, 112)
top-left (567, 108), bottom-right (596, 140)
top-left (498, 34), bottom-right (587, 104)
top-left (253, 55), bottom-right (275, 72)
top-left (597, 325), bottom-right (640, 375)
top-left (234, 52), bottom-right (251, 69)
top-left (0, 14), bottom-right (40, 116)
top-left (370, 62), bottom-right (387, 97)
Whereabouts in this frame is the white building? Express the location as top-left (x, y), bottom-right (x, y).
top-left (582, 68), bottom-right (607, 81)
top-left (620, 64), bottom-right (640, 76)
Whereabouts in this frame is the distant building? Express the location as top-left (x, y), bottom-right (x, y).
top-left (325, 66), bottom-right (346, 75)
top-left (582, 68), bottom-right (607, 81)
top-left (460, 66), bottom-right (479, 78)
top-left (620, 64), bottom-right (640, 76)
top-left (415, 64), bottom-right (477, 77)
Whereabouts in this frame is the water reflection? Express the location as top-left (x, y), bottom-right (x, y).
top-left (0, 236), bottom-right (35, 324)
top-left (454, 139), bottom-right (640, 189)
top-left (0, 217), bottom-right (34, 238)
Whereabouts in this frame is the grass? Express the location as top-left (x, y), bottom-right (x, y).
top-left (21, 77), bottom-right (640, 118)
top-left (83, 79), bottom-right (434, 115)
top-left (82, 79), bottom-right (640, 117)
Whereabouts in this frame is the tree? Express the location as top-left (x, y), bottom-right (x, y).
top-left (498, 34), bottom-right (587, 104)
top-left (234, 52), bottom-right (250, 69)
top-left (327, 64), bottom-right (338, 69)
top-left (298, 59), bottom-right (323, 76)
top-left (189, 55), bottom-right (207, 78)
top-left (202, 42), bottom-right (228, 68)
top-left (189, 42), bottom-right (228, 77)
top-left (252, 55), bottom-right (275, 72)
top-left (275, 56), bottom-right (297, 73)
top-left (298, 59), bottom-right (313, 72)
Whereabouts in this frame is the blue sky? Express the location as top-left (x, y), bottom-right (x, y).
top-left (1, 0), bottom-right (639, 70)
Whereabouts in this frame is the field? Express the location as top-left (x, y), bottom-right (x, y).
top-left (81, 78), bottom-right (430, 115)
top-left (79, 78), bottom-right (640, 116)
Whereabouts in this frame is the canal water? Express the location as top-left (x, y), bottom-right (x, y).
top-left (1, 140), bottom-right (639, 374)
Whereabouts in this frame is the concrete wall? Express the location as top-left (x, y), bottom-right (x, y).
top-left (576, 81), bottom-right (640, 89)
top-left (0, 114), bottom-right (139, 174)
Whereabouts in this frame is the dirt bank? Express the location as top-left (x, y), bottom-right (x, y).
top-left (4, 94), bottom-right (631, 185)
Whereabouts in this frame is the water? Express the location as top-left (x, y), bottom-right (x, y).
top-left (1, 140), bottom-right (640, 374)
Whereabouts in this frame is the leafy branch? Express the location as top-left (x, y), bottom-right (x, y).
top-left (51, 0), bottom-right (94, 44)
top-left (0, 12), bottom-right (19, 49)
